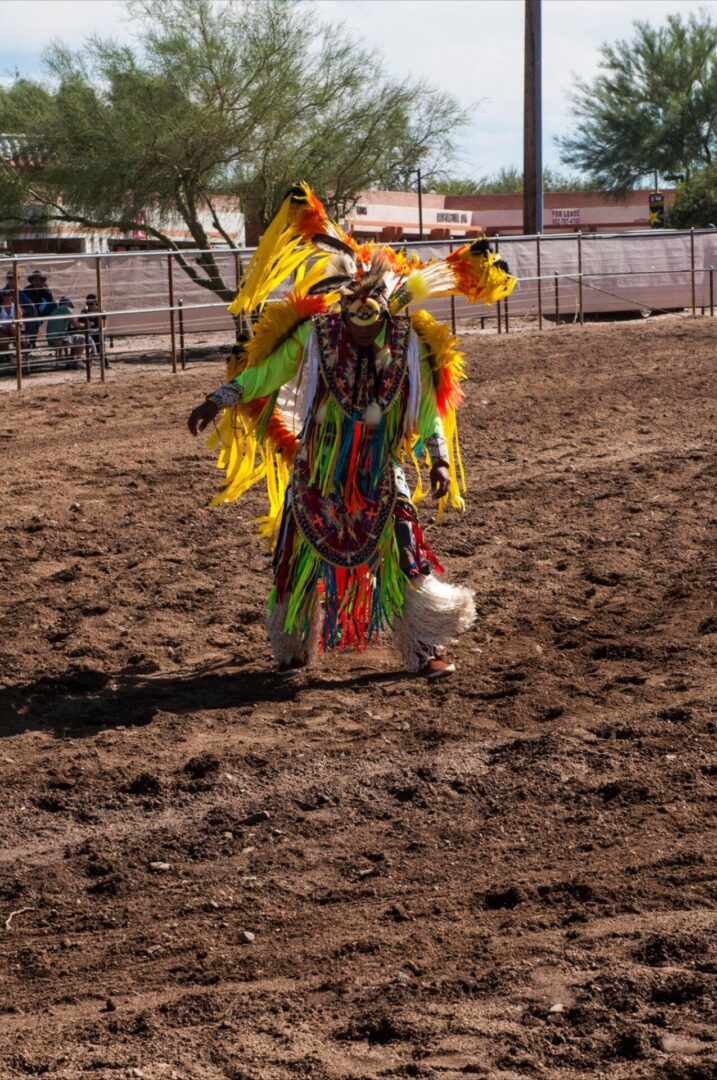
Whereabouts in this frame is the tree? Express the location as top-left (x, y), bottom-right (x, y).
top-left (667, 165), bottom-right (717, 227)
top-left (558, 11), bottom-right (717, 190)
top-left (0, 0), bottom-right (466, 303)
top-left (430, 178), bottom-right (488, 195)
top-left (431, 168), bottom-right (598, 195)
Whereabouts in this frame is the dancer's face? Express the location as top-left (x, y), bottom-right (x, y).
top-left (343, 294), bottom-right (387, 346)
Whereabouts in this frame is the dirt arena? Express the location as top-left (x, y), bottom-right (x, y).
top-left (0, 316), bottom-right (715, 1080)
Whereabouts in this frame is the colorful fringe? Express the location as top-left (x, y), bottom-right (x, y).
top-left (444, 242), bottom-right (516, 305)
top-left (269, 514), bottom-right (406, 650)
top-left (209, 183), bottom-right (518, 654)
top-left (409, 309), bottom-right (466, 514)
top-left (206, 292), bottom-right (328, 542)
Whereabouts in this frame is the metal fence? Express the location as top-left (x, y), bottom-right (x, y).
top-left (2, 228), bottom-right (717, 390)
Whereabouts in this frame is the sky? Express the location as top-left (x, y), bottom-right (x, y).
top-left (1, 0), bottom-right (717, 179)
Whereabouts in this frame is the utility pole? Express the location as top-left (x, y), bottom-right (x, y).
top-left (523, 0), bottom-right (543, 235)
top-left (416, 167), bottom-right (424, 240)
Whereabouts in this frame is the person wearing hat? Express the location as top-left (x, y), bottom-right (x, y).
top-left (3, 272), bottom-right (36, 353)
top-left (23, 270), bottom-right (56, 347)
top-left (48, 295), bottom-right (84, 362)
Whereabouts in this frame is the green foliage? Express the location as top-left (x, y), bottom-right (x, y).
top-left (667, 164), bottom-right (717, 227)
top-left (0, 0), bottom-right (466, 299)
top-left (431, 168), bottom-right (598, 195)
top-left (430, 177), bottom-right (487, 195)
top-left (541, 169), bottom-right (600, 193)
top-left (558, 11), bottom-right (717, 189)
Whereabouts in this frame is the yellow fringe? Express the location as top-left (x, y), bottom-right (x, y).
top-left (410, 309), bottom-right (465, 383)
top-left (410, 309), bottom-right (466, 513)
top-left (206, 308), bottom-right (300, 545)
top-left (207, 408), bottom-right (265, 508)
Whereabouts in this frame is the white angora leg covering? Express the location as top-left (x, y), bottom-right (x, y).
top-left (266, 594), bottom-right (324, 667)
top-left (394, 574), bottom-right (476, 671)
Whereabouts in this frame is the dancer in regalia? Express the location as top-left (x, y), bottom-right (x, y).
top-left (188, 184), bottom-right (515, 678)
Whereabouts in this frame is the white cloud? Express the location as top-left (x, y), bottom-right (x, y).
top-left (2, 0), bottom-right (717, 177)
top-left (0, 0), bottom-right (133, 66)
top-left (315, 0), bottom-right (717, 175)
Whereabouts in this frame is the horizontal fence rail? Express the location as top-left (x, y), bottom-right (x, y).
top-left (2, 228), bottom-right (717, 389)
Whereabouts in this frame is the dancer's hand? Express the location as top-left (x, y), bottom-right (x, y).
top-left (188, 400), bottom-right (219, 436)
top-left (430, 463), bottom-right (450, 500)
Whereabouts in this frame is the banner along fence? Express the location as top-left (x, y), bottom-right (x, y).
top-left (2, 228), bottom-right (717, 390)
top-left (417, 228), bottom-right (717, 329)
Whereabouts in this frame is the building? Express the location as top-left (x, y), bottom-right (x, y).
top-left (342, 188), bottom-right (676, 241)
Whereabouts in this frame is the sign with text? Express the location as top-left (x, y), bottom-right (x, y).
top-left (551, 208), bottom-right (581, 227)
top-left (649, 192), bottom-right (665, 228)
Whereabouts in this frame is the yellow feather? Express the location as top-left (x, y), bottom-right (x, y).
top-left (410, 309), bottom-right (466, 512)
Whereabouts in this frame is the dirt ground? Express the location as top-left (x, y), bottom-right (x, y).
top-left (0, 315), bottom-right (715, 1080)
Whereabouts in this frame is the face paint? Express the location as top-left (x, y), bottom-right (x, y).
top-left (346, 295), bottom-right (382, 327)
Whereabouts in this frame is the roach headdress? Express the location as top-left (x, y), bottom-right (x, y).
top-left (228, 181), bottom-right (516, 319)
top-left (210, 182), bottom-right (517, 541)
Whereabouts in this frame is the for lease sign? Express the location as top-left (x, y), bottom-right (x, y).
top-left (551, 209), bottom-right (581, 226)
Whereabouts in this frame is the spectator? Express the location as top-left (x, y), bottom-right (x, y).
top-left (4, 270), bottom-right (35, 313)
top-left (80, 293), bottom-right (110, 366)
top-left (4, 271), bottom-right (36, 348)
top-left (23, 270), bottom-right (57, 347)
top-left (0, 284), bottom-right (16, 356)
top-left (48, 295), bottom-right (84, 362)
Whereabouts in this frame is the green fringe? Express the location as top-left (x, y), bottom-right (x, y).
top-left (280, 518), bottom-right (405, 644)
top-left (255, 391), bottom-right (280, 442)
top-left (285, 537), bottom-right (321, 632)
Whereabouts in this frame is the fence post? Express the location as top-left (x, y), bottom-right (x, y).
top-left (84, 324), bottom-right (92, 383)
top-left (178, 298), bottom-right (186, 370)
top-left (495, 238), bottom-right (502, 334)
top-left (536, 234), bottom-right (543, 330)
top-left (577, 231), bottom-right (584, 326)
top-left (690, 228), bottom-right (696, 317)
top-left (95, 257), bottom-right (107, 382)
top-left (554, 272), bottom-right (560, 322)
top-left (504, 292), bottom-right (510, 332)
top-left (167, 254), bottom-right (178, 374)
top-left (710, 265), bottom-right (714, 317)
top-left (233, 249), bottom-right (247, 338)
top-left (449, 241), bottom-right (456, 336)
top-left (12, 260), bottom-right (23, 390)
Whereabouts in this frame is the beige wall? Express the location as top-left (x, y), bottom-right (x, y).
top-left (346, 188), bottom-right (675, 236)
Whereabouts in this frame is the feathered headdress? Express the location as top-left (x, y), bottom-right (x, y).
top-left (229, 181), bottom-right (517, 321)
top-left (213, 183), bottom-right (517, 537)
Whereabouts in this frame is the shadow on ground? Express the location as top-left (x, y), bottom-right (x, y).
top-left (0, 661), bottom-right (406, 737)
